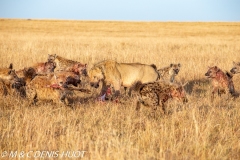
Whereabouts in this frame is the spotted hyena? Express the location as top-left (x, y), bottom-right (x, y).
top-left (0, 64), bottom-right (26, 97)
top-left (132, 81), bottom-right (188, 114)
top-left (0, 63), bottom-right (17, 82)
top-left (16, 67), bottom-right (37, 84)
top-left (32, 61), bottom-right (56, 74)
top-left (48, 54), bottom-right (87, 76)
top-left (26, 71), bottom-right (84, 105)
top-left (157, 63), bottom-right (181, 83)
top-left (205, 66), bottom-right (236, 100)
top-left (230, 61), bottom-right (240, 74)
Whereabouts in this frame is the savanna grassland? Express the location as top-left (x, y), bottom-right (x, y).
top-left (0, 19), bottom-right (240, 159)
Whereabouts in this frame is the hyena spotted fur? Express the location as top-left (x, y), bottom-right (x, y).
top-left (132, 80), bottom-right (188, 114)
top-left (47, 54), bottom-right (87, 76)
top-left (157, 63), bottom-right (181, 83)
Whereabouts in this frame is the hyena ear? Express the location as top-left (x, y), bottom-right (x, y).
top-left (214, 66), bottom-right (220, 71)
top-left (178, 63), bottom-right (181, 67)
top-left (9, 63), bottom-right (13, 69)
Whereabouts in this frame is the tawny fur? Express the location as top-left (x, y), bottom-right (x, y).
top-left (88, 60), bottom-right (159, 98)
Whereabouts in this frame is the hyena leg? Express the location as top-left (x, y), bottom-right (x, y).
top-left (136, 100), bottom-right (141, 111)
top-left (124, 87), bottom-right (132, 97)
top-left (160, 102), bottom-right (166, 114)
top-left (26, 87), bottom-right (38, 105)
top-left (211, 88), bottom-right (219, 101)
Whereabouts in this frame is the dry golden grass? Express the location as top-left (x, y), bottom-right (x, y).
top-left (0, 19), bottom-right (240, 159)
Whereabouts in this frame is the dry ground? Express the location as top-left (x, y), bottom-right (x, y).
top-left (0, 19), bottom-right (240, 159)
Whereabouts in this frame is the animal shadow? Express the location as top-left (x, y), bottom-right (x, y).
top-left (184, 78), bottom-right (210, 96)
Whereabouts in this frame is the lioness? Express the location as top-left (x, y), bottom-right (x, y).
top-left (88, 60), bottom-right (159, 98)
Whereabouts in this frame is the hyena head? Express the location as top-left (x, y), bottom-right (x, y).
top-left (170, 84), bottom-right (188, 103)
top-left (44, 61), bottom-right (56, 73)
top-left (205, 66), bottom-right (220, 78)
top-left (72, 63), bottom-right (88, 77)
top-left (230, 61), bottom-right (240, 74)
top-left (55, 74), bottom-right (81, 88)
top-left (88, 67), bottom-right (104, 88)
top-left (0, 63), bottom-right (19, 82)
top-left (48, 54), bottom-right (57, 63)
top-left (169, 63), bottom-right (181, 75)
top-left (63, 76), bottom-right (81, 88)
top-left (23, 67), bottom-right (37, 80)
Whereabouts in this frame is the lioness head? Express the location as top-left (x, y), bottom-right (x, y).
top-left (88, 67), bottom-right (104, 88)
top-left (230, 61), bottom-right (240, 74)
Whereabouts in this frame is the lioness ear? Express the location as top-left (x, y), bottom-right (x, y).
top-left (178, 63), bottom-right (181, 67)
top-left (170, 64), bottom-right (173, 67)
top-left (233, 61), bottom-right (236, 65)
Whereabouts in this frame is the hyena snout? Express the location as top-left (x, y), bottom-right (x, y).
top-left (205, 72), bottom-right (210, 77)
top-left (174, 69), bottom-right (179, 74)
